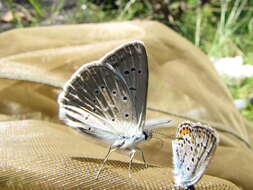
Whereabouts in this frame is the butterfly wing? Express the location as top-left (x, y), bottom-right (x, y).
top-left (101, 41), bottom-right (148, 128)
top-left (58, 41), bottom-right (148, 142)
top-left (172, 122), bottom-right (219, 188)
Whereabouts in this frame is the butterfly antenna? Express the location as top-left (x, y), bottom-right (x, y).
top-left (151, 130), bottom-right (177, 139)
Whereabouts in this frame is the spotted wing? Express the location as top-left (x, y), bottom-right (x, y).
top-left (101, 41), bottom-right (148, 128)
top-left (58, 41), bottom-right (148, 141)
top-left (172, 121), bottom-right (219, 188)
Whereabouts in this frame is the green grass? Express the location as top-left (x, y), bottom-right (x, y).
top-left (1, 0), bottom-right (253, 123)
top-left (229, 77), bottom-right (253, 124)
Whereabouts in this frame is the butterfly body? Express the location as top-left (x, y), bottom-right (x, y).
top-left (75, 124), bottom-right (150, 150)
top-left (111, 131), bottom-right (148, 149)
top-left (172, 121), bottom-right (219, 189)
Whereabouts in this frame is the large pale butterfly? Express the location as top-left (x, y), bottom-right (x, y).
top-left (172, 121), bottom-right (219, 190)
top-left (58, 41), bottom-right (171, 178)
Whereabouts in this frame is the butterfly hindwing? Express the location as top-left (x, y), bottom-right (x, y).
top-left (191, 125), bottom-right (217, 179)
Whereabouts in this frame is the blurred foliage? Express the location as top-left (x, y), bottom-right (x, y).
top-left (1, 0), bottom-right (252, 60)
top-left (0, 0), bottom-right (252, 123)
top-left (230, 77), bottom-right (253, 123)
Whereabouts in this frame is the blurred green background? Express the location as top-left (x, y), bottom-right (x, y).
top-left (0, 0), bottom-right (252, 123)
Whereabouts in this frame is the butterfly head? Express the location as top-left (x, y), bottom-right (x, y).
top-left (143, 130), bottom-right (152, 141)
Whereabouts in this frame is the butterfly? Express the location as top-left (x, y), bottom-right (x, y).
top-left (172, 121), bottom-right (219, 190)
top-left (58, 41), bottom-right (171, 178)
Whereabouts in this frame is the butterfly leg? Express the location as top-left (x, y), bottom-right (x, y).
top-left (96, 145), bottom-right (118, 179)
top-left (135, 147), bottom-right (148, 168)
top-left (128, 149), bottom-right (137, 178)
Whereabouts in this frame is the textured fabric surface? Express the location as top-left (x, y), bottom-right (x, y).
top-left (0, 21), bottom-right (252, 189)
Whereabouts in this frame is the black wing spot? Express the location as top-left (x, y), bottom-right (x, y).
top-left (131, 68), bottom-right (136, 72)
top-left (125, 113), bottom-right (129, 118)
top-left (187, 167), bottom-right (190, 171)
top-left (123, 96), bottom-right (127, 101)
top-left (129, 87), bottom-right (136, 91)
top-left (138, 70), bottom-right (142, 74)
top-left (94, 89), bottom-right (99, 94)
top-left (112, 118), bottom-right (115, 122)
top-left (93, 99), bottom-right (96, 103)
top-left (112, 90), bottom-right (117, 95)
top-left (192, 158), bottom-right (194, 162)
top-left (124, 70), bottom-right (130, 75)
top-left (101, 86), bottom-right (105, 90)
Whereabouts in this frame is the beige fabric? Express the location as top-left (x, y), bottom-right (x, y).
top-left (0, 21), bottom-right (252, 189)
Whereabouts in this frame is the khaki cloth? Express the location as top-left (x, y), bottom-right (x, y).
top-left (0, 21), bottom-right (252, 190)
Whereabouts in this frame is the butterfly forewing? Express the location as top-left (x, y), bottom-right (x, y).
top-left (172, 122), bottom-right (219, 188)
top-left (58, 41), bottom-right (148, 141)
top-left (101, 41), bottom-right (148, 128)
